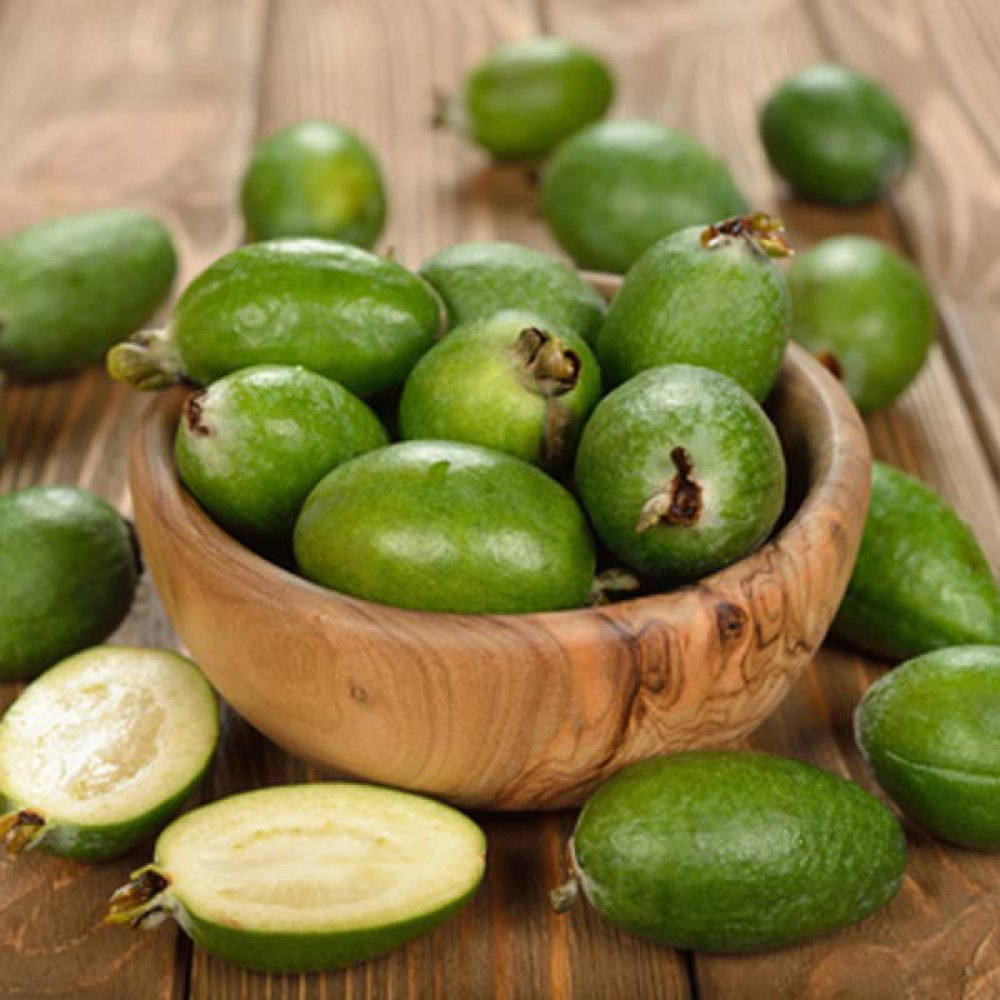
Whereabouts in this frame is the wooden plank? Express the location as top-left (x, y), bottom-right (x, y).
top-left (0, 2), bottom-right (268, 998)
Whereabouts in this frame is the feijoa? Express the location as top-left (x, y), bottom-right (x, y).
top-left (106, 783), bottom-right (486, 972)
top-left (833, 461), bottom-right (1000, 660)
top-left (398, 311), bottom-right (601, 473)
top-left (0, 646), bottom-right (218, 862)
top-left (294, 440), bottom-right (595, 613)
top-left (0, 208), bottom-right (176, 379)
top-left (419, 241), bottom-right (606, 344)
top-left (241, 121), bottom-right (387, 247)
top-left (437, 37), bottom-right (614, 160)
top-left (554, 752), bottom-right (905, 951)
top-left (788, 236), bottom-right (934, 412)
top-left (597, 214), bottom-right (792, 400)
top-left (541, 119), bottom-right (749, 273)
top-left (760, 64), bottom-right (912, 205)
top-left (0, 486), bottom-right (140, 680)
top-left (574, 365), bottom-right (786, 584)
top-left (175, 364), bottom-right (388, 544)
top-left (108, 240), bottom-right (439, 398)
top-left (856, 646), bottom-right (1000, 849)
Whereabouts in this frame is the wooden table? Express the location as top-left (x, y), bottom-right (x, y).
top-left (2, 1), bottom-right (999, 997)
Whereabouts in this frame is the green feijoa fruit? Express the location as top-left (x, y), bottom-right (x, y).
top-left (175, 365), bottom-right (388, 544)
top-left (832, 462), bottom-right (1000, 660)
top-left (0, 486), bottom-right (140, 680)
top-left (0, 646), bottom-right (218, 862)
top-left (553, 751), bottom-right (906, 951)
top-left (760, 64), bottom-right (912, 205)
top-left (398, 311), bottom-right (601, 474)
top-left (788, 236), bottom-right (935, 412)
top-left (574, 365), bottom-right (786, 584)
top-left (108, 240), bottom-right (439, 398)
top-left (856, 646), bottom-right (1000, 849)
top-left (294, 440), bottom-right (595, 613)
top-left (0, 208), bottom-right (176, 379)
top-left (241, 121), bottom-right (387, 248)
top-left (541, 119), bottom-right (749, 274)
top-left (437, 37), bottom-right (614, 160)
top-left (597, 214), bottom-right (792, 400)
top-left (419, 241), bottom-right (606, 344)
top-left (106, 783), bottom-right (486, 972)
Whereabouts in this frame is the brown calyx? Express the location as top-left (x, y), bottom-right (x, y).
top-left (0, 809), bottom-right (46, 856)
top-left (700, 212), bottom-right (793, 258)
top-left (815, 350), bottom-right (843, 381)
top-left (183, 391), bottom-right (211, 437)
top-left (514, 327), bottom-right (581, 397)
top-left (636, 446), bottom-right (703, 533)
top-left (105, 866), bottom-right (172, 926)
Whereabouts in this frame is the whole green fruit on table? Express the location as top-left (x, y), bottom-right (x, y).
top-left (552, 751), bottom-right (906, 951)
top-left (856, 645), bottom-right (1000, 849)
top-left (574, 365), bottom-right (786, 584)
top-left (436, 37), bottom-right (613, 160)
top-left (760, 64), bottom-right (912, 205)
top-left (832, 461), bottom-right (1000, 659)
top-left (0, 207), bottom-right (176, 378)
top-left (241, 121), bottom-right (386, 247)
top-left (541, 119), bottom-right (748, 273)
top-left (398, 310), bottom-right (601, 474)
top-left (294, 440), bottom-right (596, 613)
top-left (0, 486), bottom-right (139, 680)
top-left (108, 240), bottom-right (439, 398)
top-left (788, 236), bottom-right (935, 412)
top-left (597, 214), bottom-right (792, 400)
top-left (175, 365), bottom-right (388, 544)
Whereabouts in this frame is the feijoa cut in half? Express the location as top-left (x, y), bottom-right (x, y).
top-left (0, 646), bottom-right (218, 862)
top-left (106, 784), bottom-right (486, 973)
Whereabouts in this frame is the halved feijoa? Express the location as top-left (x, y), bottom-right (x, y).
top-left (0, 646), bottom-right (218, 862)
top-left (106, 783), bottom-right (486, 973)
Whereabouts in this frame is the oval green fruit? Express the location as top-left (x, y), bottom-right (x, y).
top-left (554, 751), bottom-right (906, 951)
top-left (788, 236), bottom-right (935, 412)
top-left (760, 64), bottom-right (912, 205)
top-left (597, 215), bottom-right (792, 400)
top-left (0, 486), bottom-right (140, 680)
top-left (106, 783), bottom-right (486, 972)
top-left (241, 121), bottom-right (387, 248)
top-left (832, 461), bottom-right (1000, 660)
top-left (541, 119), bottom-right (749, 273)
top-left (574, 365), bottom-right (786, 584)
top-left (175, 364), bottom-right (388, 544)
top-left (0, 207), bottom-right (176, 379)
top-left (0, 646), bottom-right (218, 862)
top-left (439, 37), bottom-right (614, 160)
top-left (419, 241), bottom-right (606, 344)
top-left (109, 240), bottom-right (439, 398)
top-left (399, 310), bottom-right (601, 474)
top-left (856, 646), bottom-right (1000, 849)
top-left (294, 440), bottom-right (596, 613)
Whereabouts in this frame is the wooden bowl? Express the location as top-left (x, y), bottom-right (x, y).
top-left (130, 276), bottom-right (870, 810)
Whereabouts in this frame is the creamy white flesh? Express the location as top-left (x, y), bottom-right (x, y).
top-left (0, 647), bottom-right (217, 825)
top-left (158, 784), bottom-right (486, 932)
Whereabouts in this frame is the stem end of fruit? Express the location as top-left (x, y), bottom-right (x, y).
top-left (550, 877), bottom-right (580, 913)
top-left (106, 329), bottom-right (185, 390)
top-left (105, 865), bottom-right (172, 927)
top-left (637, 446), bottom-right (703, 532)
top-left (0, 809), bottom-right (46, 857)
top-left (701, 212), bottom-right (793, 258)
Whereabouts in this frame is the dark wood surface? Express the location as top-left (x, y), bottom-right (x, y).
top-left (1, 0), bottom-right (998, 997)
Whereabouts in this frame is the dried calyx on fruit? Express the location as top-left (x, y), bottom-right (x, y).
top-left (636, 446), bottom-right (703, 533)
top-left (700, 212), bottom-right (793, 258)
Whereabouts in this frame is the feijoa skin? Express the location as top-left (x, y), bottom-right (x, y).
top-left (0, 487), bottom-right (139, 680)
top-left (294, 440), bottom-right (596, 614)
top-left (109, 240), bottom-right (439, 398)
top-left (241, 121), bottom-right (387, 248)
top-left (541, 119), bottom-right (749, 273)
top-left (832, 462), bottom-right (1000, 660)
top-left (0, 207), bottom-right (176, 379)
top-left (574, 365), bottom-right (786, 584)
top-left (554, 751), bottom-right (906, 951)
top-left (175, 365), bottom-right (388, 544)
top-left (419, 241), bottom-right (606, 344)
top-left (760, 64), bottom-right (912, 205)
top-left (398, 311), bottom-right (601, 474)
top-left (439, 37), bottom-right (614, 160)
top-left (597, 215), bottom-right (792, 400)
top-left (788, 236), bottom-right (935, 412)
top-left (856, 646), bottom-right (1000, 849)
